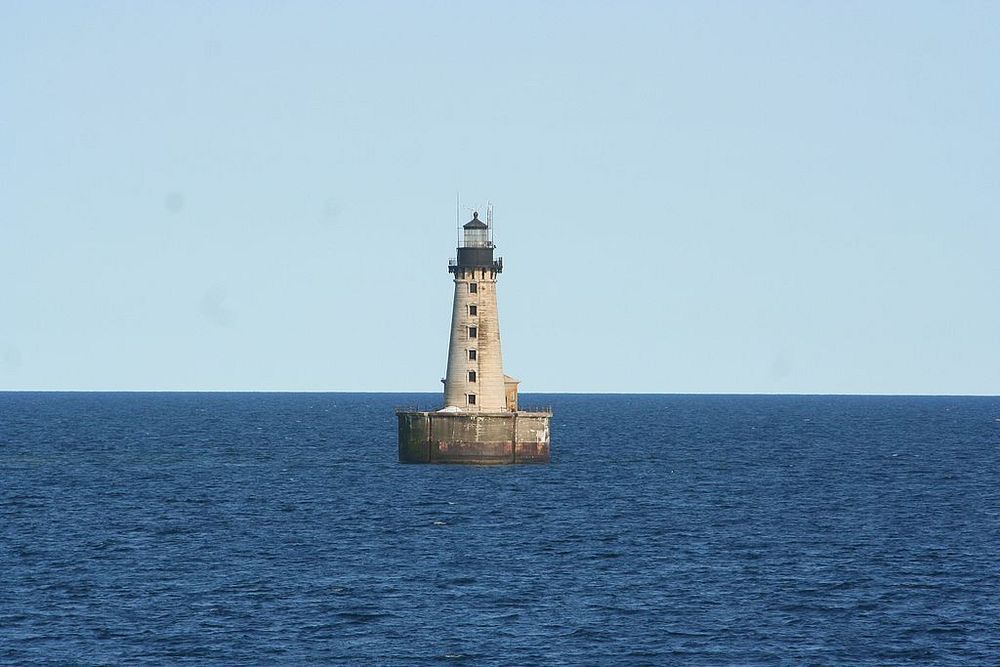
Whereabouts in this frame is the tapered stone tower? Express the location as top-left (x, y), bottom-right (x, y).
top-left (443, 211), bottom-right (506, 411)
top-left (396, 207), bottom-right (552, 464)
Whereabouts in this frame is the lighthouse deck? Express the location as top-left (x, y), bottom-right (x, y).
top-left (396, 409), bottom-right (552, 465)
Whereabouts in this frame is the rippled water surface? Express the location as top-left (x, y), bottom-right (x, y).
top-left (2, 393), bottom-right (999, 665)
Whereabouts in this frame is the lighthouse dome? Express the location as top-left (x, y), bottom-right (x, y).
top-left (463, 211), bottom-right (488, 229)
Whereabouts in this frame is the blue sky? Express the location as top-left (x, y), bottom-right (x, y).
top-left (1, 1), bottom-right (998, 393)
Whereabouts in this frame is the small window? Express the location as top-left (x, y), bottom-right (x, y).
top-left (469, 326), bottom-right (477, 338)
top-left (468, 371), bottom-right (477, 383)
top-left (468, 349), bottom-right (477, 361)
top-left (469, 305), bottom-right (477, 316)
top-left (468, 394), bottom-right (477, 405)
top-left (469, 283), bottom-right (478, 294)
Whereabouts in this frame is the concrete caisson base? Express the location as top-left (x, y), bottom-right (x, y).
top-left (397, 410), bottom-right (552, 464)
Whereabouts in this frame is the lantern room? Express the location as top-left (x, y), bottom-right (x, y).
top-left (462, 211), bottom-right (490, 248)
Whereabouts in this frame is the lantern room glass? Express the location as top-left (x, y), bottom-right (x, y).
top-left (463, 227), bottom-right (489, 248)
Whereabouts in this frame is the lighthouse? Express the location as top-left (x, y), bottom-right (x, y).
top-left (444, 210), bottom-right (507, 411)
top-left (396, 206), bottom-right (552, 464)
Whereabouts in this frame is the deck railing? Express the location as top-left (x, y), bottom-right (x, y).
top-left (395, 405), bottom-right (552, 415)
top-left (394, 405), bottom-right (440, 414)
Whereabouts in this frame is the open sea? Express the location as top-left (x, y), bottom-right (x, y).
top-left (1, 392), bottom-right (999, 665)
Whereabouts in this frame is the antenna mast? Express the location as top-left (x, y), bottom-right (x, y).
top-left (487, 201), bottom-right (494, 246)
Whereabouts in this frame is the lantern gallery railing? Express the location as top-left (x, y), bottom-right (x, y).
top-left (448, 257), bottom-right (503, 273)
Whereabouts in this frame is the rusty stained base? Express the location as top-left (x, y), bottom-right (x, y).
top-left (396, 410), bottom-right (552, 464)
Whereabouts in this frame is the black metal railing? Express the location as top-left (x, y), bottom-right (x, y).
top-left (448, 257), bottom-right (503, 274)
top-left (395, 405), bottom-right (552, 414)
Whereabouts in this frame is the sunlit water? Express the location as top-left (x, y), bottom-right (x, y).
top-left (2, 393), bottom-right (999, 665)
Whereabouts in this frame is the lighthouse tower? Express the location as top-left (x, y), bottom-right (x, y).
top-left (443, 211), bottom-right (507, 411)
top-left (395, 205), bottom-right (551, 464)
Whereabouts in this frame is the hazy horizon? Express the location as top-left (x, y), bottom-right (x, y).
top-left (2, 390), bottom-right (997, 399)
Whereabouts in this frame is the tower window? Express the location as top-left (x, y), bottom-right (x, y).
top-left (469, 305), bottom-right (477, 316)
top-left (468, 371), bottom-right (476, 383)
top-left (467, 394), bottom-right (477, 406)
top-left (469, 283), bottom-right (478, 294)
top-left (469, 326), bottom-right (477, 338)
top-left (468, 349), bottom-right (477, 361)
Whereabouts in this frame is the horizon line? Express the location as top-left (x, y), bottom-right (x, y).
top-left (1, 389), bottom-right (997, 398)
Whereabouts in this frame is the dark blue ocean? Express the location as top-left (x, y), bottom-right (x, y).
top-left (2, 393), bottom-right (999, 665)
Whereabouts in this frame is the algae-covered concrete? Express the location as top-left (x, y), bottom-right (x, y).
top-left (397, 410), bottom-right (551, 464)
